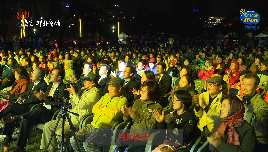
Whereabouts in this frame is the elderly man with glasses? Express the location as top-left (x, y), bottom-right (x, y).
top-left (193, 76), bottom-right (223, 132)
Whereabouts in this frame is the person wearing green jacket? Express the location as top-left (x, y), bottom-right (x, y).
top-left (241, 73), bottom-right (268, 152)
top-left (117, 80), bottom-right (163, 152)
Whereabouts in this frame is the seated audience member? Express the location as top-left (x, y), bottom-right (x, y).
top-left (207, 94), bottom-right (256, 152)
top-left (224, 52), bottom-right (235, 68)
top-left (122, 65), bottom-right (140, 106)
top-left (137, 60), bottom-right (146, 77)
top-left (237, 57), bottom-right (247, 72)
top-left (20, 57), bottom-right (32, 72)
top-left (40, 73), bottom-right (100, 152)
top-left (257, 60), bottom-right (268, 75)
top-left (146, 58), bottom-right (157, 74)
top-left (212, 69), bottom-right (228, 95)
top-left (157, 62), bottom-right (172, 98)
top-left (115, 80), bottom-right (162, 152)
top-left (70, 62), bottom-right (96, 91)
top-left (179, 66), bottom-right (192, 78)
top-left (241, 73), bottom-right (268, 151)
top-left (7, 68), bottom-right (68, 152)
top-left (152, 90), bottom-right (199, 152)
top-left (194, 76), bottom-right (223, 132)
top-left (0, 66), bottom-right (30, 112)
top-left (0, 58), bottom-right (16, 89)
top-left (228, 70), bottom-right (251, 97)
top-left (132, 71), bottom-right (155, 101)
top-left (98, 64), bottom-right (111, 96)
top-left (224, 60), bottom-right (240, 85)
top-left (63, 60), bottom-right (76, 84)
top-left (198, 58), bottom-right (215, 80)
top-left (1, 67), bottom-right (47, 151)
top-left (72, 77), bottom-right (127, 152)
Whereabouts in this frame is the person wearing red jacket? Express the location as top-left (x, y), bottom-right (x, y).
top-left (224, 60), bottom-right (240, 85)
top-left (198, 59), bottom-right (215, 80)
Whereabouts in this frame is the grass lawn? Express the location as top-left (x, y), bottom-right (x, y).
top-left (0, 121), bottom-right (43, 152)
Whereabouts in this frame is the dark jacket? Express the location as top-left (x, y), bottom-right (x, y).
top-left (98, 76), bottom-right (111, 97)
top-left (159, 73), bottom-right (172, 97)
top-left (44, 82), bottom-right (69, 111)
top-left (157, 110), bottom-right (199, 146)
top-left (23, 80), bottom-right (47, 106)
top-left (212, 118), bottom-right (256, 152)
top-left (122, 79), bottom-right (140, 106)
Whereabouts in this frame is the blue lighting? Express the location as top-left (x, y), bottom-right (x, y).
top-left (66, 3), bottom-right (70, 7)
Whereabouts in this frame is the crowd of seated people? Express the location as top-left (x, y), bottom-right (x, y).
top-left (0, 44), bottom-right (267, 152)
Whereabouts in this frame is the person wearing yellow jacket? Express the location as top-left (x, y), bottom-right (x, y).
top-left (194, 76), bottom-right (223, 133)
top-left (40, 74), bottom-right (100, 152)
top-left (71, 77), bottom-right (127, 152)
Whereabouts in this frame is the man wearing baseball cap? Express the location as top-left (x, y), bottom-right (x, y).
top-left (40, 73), bottom-right (101, 152)
top-left (194, 76), bottom-right (223, 132)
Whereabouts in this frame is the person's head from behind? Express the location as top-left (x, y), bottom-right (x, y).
top-left (179, 74), bottom-right (194, 88)
top-left (220, 94), bottom-right (244, 118)
top-left (14, 66), bottom-right (30, 81)
top-left (156, 62), bottom-right (166, 75)
top-left (213, 69), bottom-right (225, 78)
top-left (172, 90), bottom-right (192, 112)
top-left (32, 67), bottom-right (45, 82)
top-left (123, 65), bottom-right (135, 80)
top-left (241, 73), bottom-right (260, 98)
top-left (140, 80), bottom-right (159, 102)
top-left (83, 62), bottom-right (93, 75)
top-left (108, 77), bottom-right (123, 98)
top-left (141, 71), bottom-right (155, 84)
top-left (50, 68), bottom-right (64, 83)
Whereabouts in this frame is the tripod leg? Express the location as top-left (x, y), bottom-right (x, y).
top-left (41, 119), bottom-right (62, 152)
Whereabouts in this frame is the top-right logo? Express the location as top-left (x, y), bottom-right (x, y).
top-left (240, 9), bottom-right (260, 29)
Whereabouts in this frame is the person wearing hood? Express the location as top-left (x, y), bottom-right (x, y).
top-left (207, 94), bottom-right (256, 152)
top-left (224, 60), bottom-right (240, 85)
top-left (198, 59), bottom-right (215, 80)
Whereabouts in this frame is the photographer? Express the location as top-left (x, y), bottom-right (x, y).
top-left (40, 73), bottom-right (100, 152)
